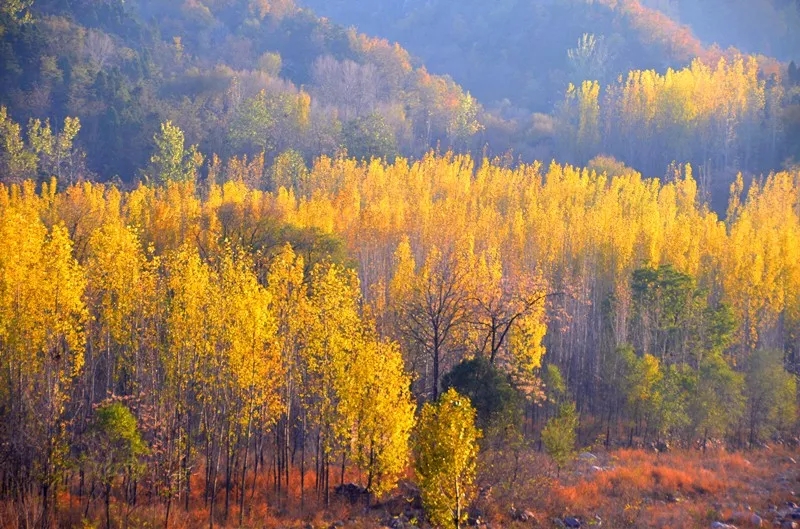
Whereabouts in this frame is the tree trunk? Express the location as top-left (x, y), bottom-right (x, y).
top-left (105, 482), bottom-right (112, 529)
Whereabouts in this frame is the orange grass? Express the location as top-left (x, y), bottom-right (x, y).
top-left (546, 447), bottom-right (799, 528)
top-left (4, 447), bottom-right (798, 528)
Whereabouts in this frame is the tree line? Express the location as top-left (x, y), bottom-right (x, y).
top-left (3, 0), bottom-right (800, 207)
top-left (557, 53), bottom-right (799, 205)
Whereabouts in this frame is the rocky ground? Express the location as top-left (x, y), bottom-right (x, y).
top-left (329, 447), bottom-right (800, 529)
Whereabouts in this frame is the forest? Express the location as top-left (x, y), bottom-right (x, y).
top-left (1, 0), bottom-right (800, 528)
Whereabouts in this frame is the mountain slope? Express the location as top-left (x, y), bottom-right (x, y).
top-left (642, 0), bottom-right (800, 62)
top-left (0, 0), bottom-right (489, 181)
top-left (296, 0), bottom-right (712, 113)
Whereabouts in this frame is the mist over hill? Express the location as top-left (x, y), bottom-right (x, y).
top-left (642, 0), bottom-right (800, 62)
top-left (2, 0), bottom-right (798, 196)
top-left (296, 0), bottom-right (710, 112)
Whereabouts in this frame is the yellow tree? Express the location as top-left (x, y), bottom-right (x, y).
top-left (467, 246), bottom-right (548, 369)
top-left (86, 216), bottom-right (158, 395)
top-left (219, 247), bottom-right (281, 525)
top-left (349, 338), bottom-right (415, 498)
top-left (302, 261), bottom-right (364, 504)
top-left (265, 244), bottom-right (308, 503)
top-left (0, 105), bottom-right (37, 183)
top-left (34, 223), bottom-right (87, 525)
top-left (0, 184), bottom-right (87, 526)
top-left (161, 244), bottom-right (220, 521)
top-left (415, 389), bottom-right (481, 529)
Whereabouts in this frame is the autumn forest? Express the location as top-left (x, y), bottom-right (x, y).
top-left (2, 0), bottom-right (800, 528)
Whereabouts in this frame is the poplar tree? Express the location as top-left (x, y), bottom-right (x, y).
top-left (415, 389), bottom-right (481, 529)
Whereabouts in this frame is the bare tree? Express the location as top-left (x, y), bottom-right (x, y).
top-left (393, 245), bottom-right (471, 400)
top-left (311, 56), bottom-right (381, 121)
top-left (85, 30), bottom-right (116, 71)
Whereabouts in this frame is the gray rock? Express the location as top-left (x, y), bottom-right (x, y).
top-left (509, 507), bottom-right (536, 522)
top-left (652, 441), bottom-right (670, 453)
top-left (334, 483), bottom-right (368, 504)
top-left (579, 452), bottom-right (597, 461)
top-left (710, 523), bottom-right (736, 529)
top-left (564, 517), bottom-right (581, 528)
top-left (665, 493), bottom-right (682, 503)
top-left (782, 521), bottom-right (798, 529)
top-left (731, 512), bottom-right (761, 527)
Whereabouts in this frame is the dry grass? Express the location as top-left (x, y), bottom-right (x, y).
top-left (543, 447), bottom-right (800, 528)
top-left (2, 447), bottom-right (798, 528)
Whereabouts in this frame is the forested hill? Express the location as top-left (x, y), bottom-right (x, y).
top-left (295, 0), bottom-right (723, 113)
top-left (642, 0), bottom-right (800, 62)
top-left (0, 0), bottom-right (487, 181)
top-left (1, 0), bottom-right (800, 205)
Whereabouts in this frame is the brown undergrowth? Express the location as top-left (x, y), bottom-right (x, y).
top-left (2, 448), bottom-right (798, 528)
top-left (536, 447), bottom-right (800, 528)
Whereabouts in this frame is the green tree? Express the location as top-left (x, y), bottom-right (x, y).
top-left (543, 363), bottom-right (566, 404)
top-left (0, 0), bottom-right (33, 37)
top-left (745, 349), bottom-right (797, 446)
top-left (28, 116), bottom-right (83, 184)
top-left (561, 80), bottom-right (601, 164)
top-left (257, 51), bottom-right (282, 76)
top-left (441, 356), bottom-right (521, 434)
top-left (89, 401), bottom-right (148, 529)
top-left (651, 364), bottom-right (690, 443)
top-left (631, 265), bottom-right (698, 362)
top-left (343, 112), bottom-right (398, 161)
top-left (270, 149), bottom-right (309, 194)
top-left (0, 106), bottom-right (36, 182)
top-left (0, 0), bottom-right (32, 19)
top-left (567, 33), bottom-right (610, 84)
top-left (541, 401), bottom-right (578, 475)
top-left (149, 121), bottom-right (203, 185)
top-left (619, 345), bottom-right (663, 442)
top-left (447, 92), bottom-right (483, 148)
top-left (687, 353), bottom-right (744, 449)
top-left (415, 388), bottom-right (481, 529)
top-left (230, 90), bottom-right (276, 155)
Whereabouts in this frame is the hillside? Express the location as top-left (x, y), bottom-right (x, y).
top-left (296, 0), bottom-right (710, 113)
top-left (0, 0), bottom-right (487, 181)
top-left (642, 0), bottom-right (800, 62)
top-left (292, 0), bottom-right (800, 195)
